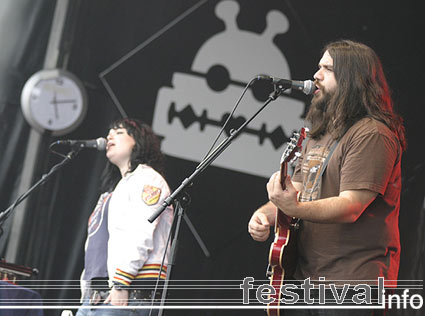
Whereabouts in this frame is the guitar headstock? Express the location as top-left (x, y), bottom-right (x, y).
top-left (279, 127), bottom-right (308, 191)
top-left (280, 127), bottom-right (308, 166)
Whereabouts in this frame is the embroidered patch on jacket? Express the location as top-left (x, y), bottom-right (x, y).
top-left (142, 185), bottom-right (161, 205)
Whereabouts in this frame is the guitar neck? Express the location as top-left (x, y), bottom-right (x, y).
top-left (280, 162), bottom-right (288, 191)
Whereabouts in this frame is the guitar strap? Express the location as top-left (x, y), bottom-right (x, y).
top-left (292, 139), bottom-right (340, 230)
top-left (308, 139), bottom-right (339, 201)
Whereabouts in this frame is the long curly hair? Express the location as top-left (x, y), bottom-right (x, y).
top-left (306, 40), bottom-right (406, 151)
top-left (100, 118), bottom-right (165, 192)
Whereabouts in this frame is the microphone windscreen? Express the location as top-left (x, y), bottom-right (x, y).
top-left (303, 80), bottom-right (317, 95)
top-left (96, 137), bottom-right (107, 151)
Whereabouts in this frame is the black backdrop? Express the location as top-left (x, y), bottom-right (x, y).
top-left (0, 1), bottom-right (424, 315)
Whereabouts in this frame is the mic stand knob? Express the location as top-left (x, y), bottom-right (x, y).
top-left (270, 85), bottom-right (287, 100)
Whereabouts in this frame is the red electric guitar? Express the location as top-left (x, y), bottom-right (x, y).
top-left (266, 127), bottom-right (307, 316)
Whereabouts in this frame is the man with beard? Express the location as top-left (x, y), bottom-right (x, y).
top-left (248, 40), bottom-right (406, 315)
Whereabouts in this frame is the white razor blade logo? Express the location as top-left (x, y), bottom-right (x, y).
top-left (168, 102), bottom-right (289, 149)
top-left (153, 74), bottom-right (304, 178)
top-left (152, 1), bottom-right (307, 178)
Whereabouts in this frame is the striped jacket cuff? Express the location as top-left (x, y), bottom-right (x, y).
top-left (136, 264), bottom-right (167, 280)
top-left (112, 268), bottom-right (135, 287)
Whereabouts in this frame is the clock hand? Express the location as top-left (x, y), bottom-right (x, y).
top-left (54, 99), bottom-right (77, 104)
top-left (52, 92), bottom-right (59, 119)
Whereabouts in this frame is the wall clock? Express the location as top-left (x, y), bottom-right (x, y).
top-left (21, 69), bottom-right (87, 136)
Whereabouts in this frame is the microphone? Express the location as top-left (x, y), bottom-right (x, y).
top-left (256, 75), bottom-right (317, 95)
top-left (55, 137), bottom-right (107, 151)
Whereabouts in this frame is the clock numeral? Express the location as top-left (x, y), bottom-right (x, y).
top-left (47, 119), bottom-right (53, 125)
top-left (72, 104), bottom-right (77, 110)
top-left (56, 78), bottom-right (64, 85)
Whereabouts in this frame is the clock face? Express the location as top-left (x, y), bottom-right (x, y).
top-left (21, 69), bottom-right (87, 136)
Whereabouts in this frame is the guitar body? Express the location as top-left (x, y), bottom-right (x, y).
top-left (266, 128), bottom-right (306, 316)
top-left (267, 211), bottom-right (299, 315)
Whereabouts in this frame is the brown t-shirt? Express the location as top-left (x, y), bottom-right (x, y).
top-left (292, 117), bottom-right (402, 284)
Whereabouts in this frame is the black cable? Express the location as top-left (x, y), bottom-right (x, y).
top-left (199, 77), bottom-right (258, 163)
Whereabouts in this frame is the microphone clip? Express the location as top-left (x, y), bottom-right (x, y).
top-left (269, 84), bottom-right (288, 100)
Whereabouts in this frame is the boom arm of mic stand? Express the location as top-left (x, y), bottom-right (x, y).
top-left (0, 150), bottom-right (81, 227)
top-left (148, 86), bottom-right (286, 223)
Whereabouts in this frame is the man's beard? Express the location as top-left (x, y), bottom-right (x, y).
top-left (310, 87), bottom-right (334, 113)
top-left (305, 87), bottom-right (335, 133)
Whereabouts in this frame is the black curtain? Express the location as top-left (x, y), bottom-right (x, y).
top-left (0, 0), bottom-right (57, 252)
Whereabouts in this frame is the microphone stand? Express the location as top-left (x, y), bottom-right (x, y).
top-left (0, 149), bottom-right (81, 228)
top-left (150, 192), bottom-right (210, 316)
top-left (149, 85), bottom-right (287, 314)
